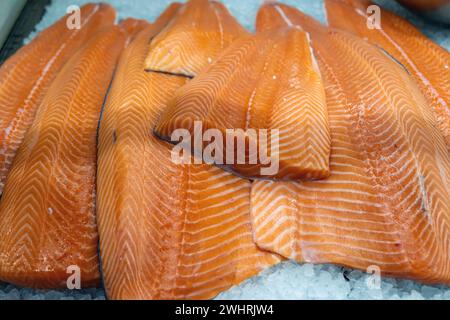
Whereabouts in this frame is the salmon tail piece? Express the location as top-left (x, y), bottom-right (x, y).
top-left (154, 27), bottom-right (331, 181)
top-left (152, 2), bottom-right (183, 31)
top-left (144, 0), bottom-right (248, 78)
top-left (0, 3), bottom-right (116, 195)
top-left (256, 2), bottom-right (289, 32)
top-left (97, 26), bottom-right (281, 300)
top-left (0, 25), bottom-right (127, 289)
top-left (256, 2), bottom-right (324, 33)
top-left (324, 0), bottom-right (450, 151)
top-left (251, 6), bottom-right (450, 285)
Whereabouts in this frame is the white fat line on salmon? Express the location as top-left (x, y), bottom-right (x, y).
top-left (23, 4), bottom-right (98, 108)
top-left (211, 2), bottom-right (224, 49)
top-left (323, 0), bottom-right (329, 25)
top-left (66, 5), bottom-right (81, 30)
top-left (168, 121), bottom-right (280, 176)
top-left (274, 4), bottom-right (293, 27)
top-left (273, 3), bottom-right (303, 31)
top-left (66, 265), bottom-right (81, 290)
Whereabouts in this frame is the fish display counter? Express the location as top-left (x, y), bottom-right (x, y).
top-left (0, 0), bottom-right (448, 301)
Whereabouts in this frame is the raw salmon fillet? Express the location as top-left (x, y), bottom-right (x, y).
top-left (154, 27), bottom-right (331, 180)
top-left (324, 0), bottom-right (450, 151)
top-left (97, 26), bottom-right (281, 300)
top-left (120, 2), bottom-right (183, 45)
top-left (144, 0), bottom-right (248, 77)
top-left (0, 3), bottom-right (116, 195)
top-left (251, 4), bottom-right (450, 284)
top-left (0, 26), bottom-right (127, 288)
top-left (151, 2), bottom-right (183, 30)
top-left (119, 2), bottom-right (182, 38)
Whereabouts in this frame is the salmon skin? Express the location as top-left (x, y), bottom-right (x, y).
top-left (252, 3), bottom-right (450, 284)
top-left (97, 26), bottom-right (280, 300)
top-left (154, 27), bottom-right (331, 181)
top-left (0, 3), bottom-right (116, 196)
top-left (0, 26), bottom-right (127, 288)
top-left (324, 0), bottom-right (450, 151)
top-left (144, 0), bottom-right (248, 78)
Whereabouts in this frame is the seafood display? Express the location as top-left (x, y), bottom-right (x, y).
top-left (0, 0), bottom-right (448, 299)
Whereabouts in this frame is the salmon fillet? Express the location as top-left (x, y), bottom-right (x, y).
top-left (0, 26), bottom-right (127, 288)
top-left (119, 18), bottom-right (149, 38)
top-left (324, 0), bottom-right (450, 151)
top-left (154, 27), bottom-right (331, 180)
top-left (0, 3), bottom-right (116, 195)
top-left (396, 0), bottom-right (450, 11)
top-left (252, 4), bottom-right (450, 284)
top-left (144, 0), bottom-right (248, 78)
top-left (97, 26), bottom-right (281, 300)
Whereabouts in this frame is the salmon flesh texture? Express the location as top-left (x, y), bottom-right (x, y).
top-left (154, 27), bottom-right (331, 180)
top-left (144, 0), bottom-right (248, 78)
top-left (325, 0), bottom-right (450, 152)
top-left (251, 3), bottom-right (450, 284)
top-left (0, 3), bottom-right (116, 195)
